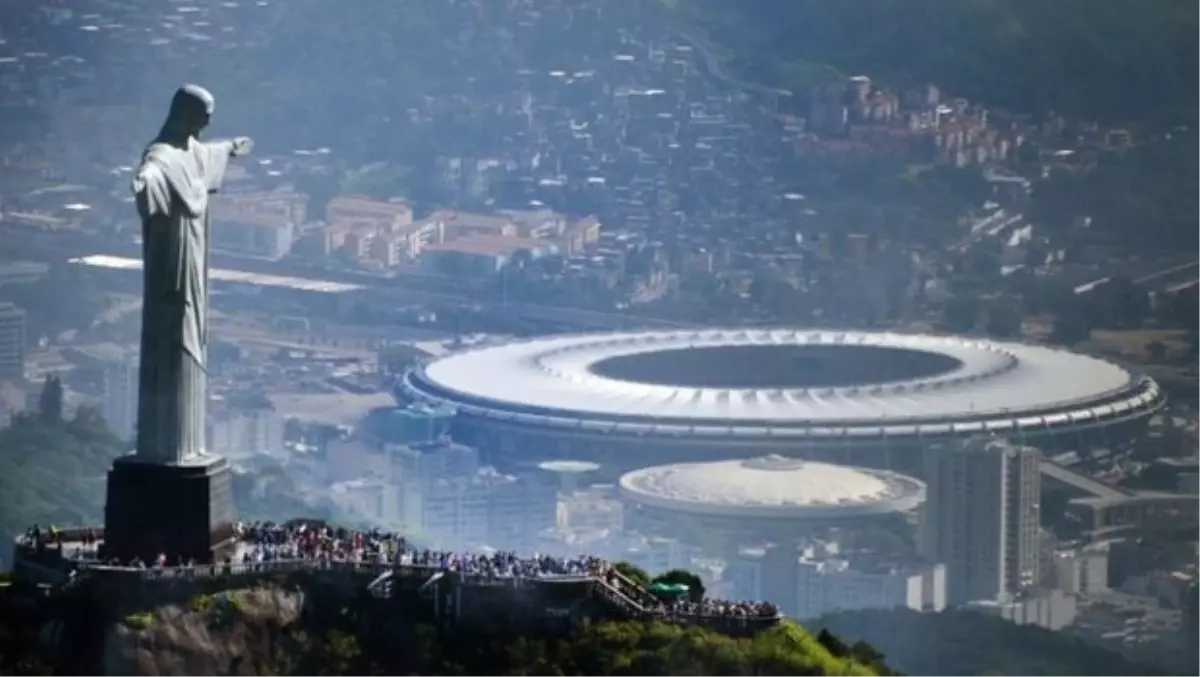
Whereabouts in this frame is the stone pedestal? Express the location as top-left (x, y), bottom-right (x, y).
top-left (102, 453), bottom-right (237, 564)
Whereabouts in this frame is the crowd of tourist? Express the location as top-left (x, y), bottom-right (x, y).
top-left (397, 550), bottom-right (606, 580)
top-left (235, 520), bottom-right (407, 566)
top-left (665, 599), bottom-right (780, 619)
top-left (15, 522), bottom-right (778, 620)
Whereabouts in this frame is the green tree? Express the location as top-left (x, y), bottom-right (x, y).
top-left (652, 569), bottom-right (707, 602)
top-left (0, 414), bottom-right (124, 562)
top-left (613, 561), bottom-right (651, 589)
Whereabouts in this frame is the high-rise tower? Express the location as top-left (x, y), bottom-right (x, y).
top-left (920, 437), bottom-right (1041, 604)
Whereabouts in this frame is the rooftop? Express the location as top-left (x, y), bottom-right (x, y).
top-left (404, 329), bottom-right (1163, 438)
top-left (618, 455), bottom-right (926, 519)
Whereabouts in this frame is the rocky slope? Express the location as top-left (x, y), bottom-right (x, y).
top-left (102, 588), bottom-right (307, 676)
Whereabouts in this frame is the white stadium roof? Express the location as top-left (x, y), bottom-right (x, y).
top-left (618, 455), bottom-right (926, 518)
top-left (403, 329), bottom-right (1163, 440)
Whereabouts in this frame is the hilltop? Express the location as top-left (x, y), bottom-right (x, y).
top-left (0, 566), bottom-right (886, 676)
top-left (676, 0), bottom-right (1198, 128)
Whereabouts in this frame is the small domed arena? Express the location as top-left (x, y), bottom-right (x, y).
top-left (401, 329), bottom-right (1164, 477)
top-left (618, 455), bottom-right (926, 552)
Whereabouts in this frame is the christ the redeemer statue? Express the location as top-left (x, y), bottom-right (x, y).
top-left (132, 84), bottom-right (252, 464)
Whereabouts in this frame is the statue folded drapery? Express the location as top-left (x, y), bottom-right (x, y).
top-left (133, 85), bottom-right (252, 464)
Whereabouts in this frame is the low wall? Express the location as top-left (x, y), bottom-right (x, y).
top-left (16, 549), bottom-right (781, 636)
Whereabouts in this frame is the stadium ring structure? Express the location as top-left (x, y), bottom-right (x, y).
top-left (617, 455), bottom-right (926, 549)
top-left (401, 329), bottom-right (1165, 475)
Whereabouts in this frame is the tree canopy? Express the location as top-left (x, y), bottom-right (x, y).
top-left (0, 411), bottom-right (124, 566)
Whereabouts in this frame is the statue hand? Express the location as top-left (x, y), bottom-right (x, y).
top-left (230, 137), bottom-right (254, 157)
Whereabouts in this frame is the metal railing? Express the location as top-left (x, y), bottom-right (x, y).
top-left (68, 556), bottom-right (781, 628)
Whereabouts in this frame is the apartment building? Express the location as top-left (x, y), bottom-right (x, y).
top-left (919, 438), bottom-right (1042, 604)
top-left (101, 354), bottom-right (138, 440)
top-left (727, 544), bottom-right (946, 619)
top-left (326, 196), bottom-right (413, 231)
top-left (0, 302), bottom-right (26, 381)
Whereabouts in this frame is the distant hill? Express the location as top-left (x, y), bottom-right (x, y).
top-left (810, 607), bottom-right (1173, 676)
top-left (677, 0), bottom-right (1198, 128)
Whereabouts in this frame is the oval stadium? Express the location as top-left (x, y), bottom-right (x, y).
top-left (401, 329), bottom-right (1165, 476)
top-left (618, 455), bottom-right (926, 553)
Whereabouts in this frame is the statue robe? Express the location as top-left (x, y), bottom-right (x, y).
top-left (133, 137), bottom-right (233, 464)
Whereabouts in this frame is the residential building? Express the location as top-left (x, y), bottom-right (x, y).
top-left (211, 210), bottom-right (296, 260)
top-left (420, 235), bottom-right (557, 278)
top-left (433, 210), bottom-right (519, 240)
top-left (965, 589), bottom-right (1078, 630)
top-left (0, 261), bottom-right (49, 287)
top-left (727, 544), bottom-right (945, 619)
top-left (208, 401), bottom-right (285, 458)
top-left (0, 302), bottom-right (26, 381)
top-left (406, 466), bottom-right (557, 552)
top-left (369, 218), bottom-right (445, 267)
top-left (793, 558), bottom-right (946, 618)
top-left (101, 353), bottom-right (138, 440)
top-left (326, 196), bottom-right (413, 231)
top-left (919, 438), bottom-right (1041, 604)
top-left (1054, 543), bottom-right (1110, 595)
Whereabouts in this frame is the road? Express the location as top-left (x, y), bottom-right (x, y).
top-left (72, 249), bottom-right (701, 333)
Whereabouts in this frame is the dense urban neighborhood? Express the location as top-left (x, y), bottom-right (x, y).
top-left (0, 1), bottom-right (1196, 675)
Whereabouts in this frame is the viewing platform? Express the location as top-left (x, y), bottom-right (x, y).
top-left (10, 523), bottom-right (782, 637)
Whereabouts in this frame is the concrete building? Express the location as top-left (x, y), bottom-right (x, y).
top-left (405, 466), bottom-right (557, 553)
top-left (616, 535), bottom-right (698, 576)
top-left (101, 354), bottom-right (138, 440)
top-left (403, 330), bottom-right (1163, 481)
top-left (419, 236), bottom-right (557, 278)
top-left (1054, 543), bottom-right (1110, 595)
top-left (919, 438), bottom-right (1041, 604)
top-left (211, 211), bottom-right (296, 260)
top-left (0, 261), bottom-right (49, 287)
top-left (793, 558), bottom-right (947, 619)
top-left (326, 196), bottom-right (413, 231)
top-left (727, 543), bottom-right (946, 619)
top-left (966, 589), bottom-right (1078, 630)
top-left (0, 302), bottom-right (26, 381)
top-left (390, 440), bottom-right (481, 487)
top-left (207, 403), bottom-right (285, 458)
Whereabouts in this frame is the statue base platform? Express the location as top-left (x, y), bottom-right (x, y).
top-left (102, 453), bottom-right (237, 565)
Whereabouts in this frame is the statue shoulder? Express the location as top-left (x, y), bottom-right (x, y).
top-left (141, 142), bottom-right (178, 166)
top-left (133, 145), bottom-right (174, 195)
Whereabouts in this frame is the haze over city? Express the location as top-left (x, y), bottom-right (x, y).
top-left (0, 1), bottom-right (1196, 675)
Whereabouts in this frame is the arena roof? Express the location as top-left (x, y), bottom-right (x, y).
top-left (403, 329), bottom-right (1164, 439)
top-left (618, 455), bottom-right (926, 518)
top-left (538, 460), bottom-right (602, 474)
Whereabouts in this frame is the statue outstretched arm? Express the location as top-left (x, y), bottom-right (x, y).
top-left (197, 137), bottom-right (250, 194)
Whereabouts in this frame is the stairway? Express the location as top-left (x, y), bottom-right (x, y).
top-left (366, 569), bottom-right (394, 599)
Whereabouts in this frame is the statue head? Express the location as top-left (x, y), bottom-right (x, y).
top-left (157, 84), bottom-right (216, 143)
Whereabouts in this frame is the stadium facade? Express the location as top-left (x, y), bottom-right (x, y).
top-left (401, 329), bottom-right (1165, 476)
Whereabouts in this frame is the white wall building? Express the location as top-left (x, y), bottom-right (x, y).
top-left (208, 406), bottom-right (285, 458)
top-left (1054, 544), bottom-right (1110, 595)
top-left (727, 543), bottom-right (946, 619)
top-left (404, 467), bottom-right (557, 553)
top-left (617, 536), bottom-right (698, 576)
top-left (794, 558), bottom-right (946, 619)
top-left (966, 589), bottom-right (1078, 630)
